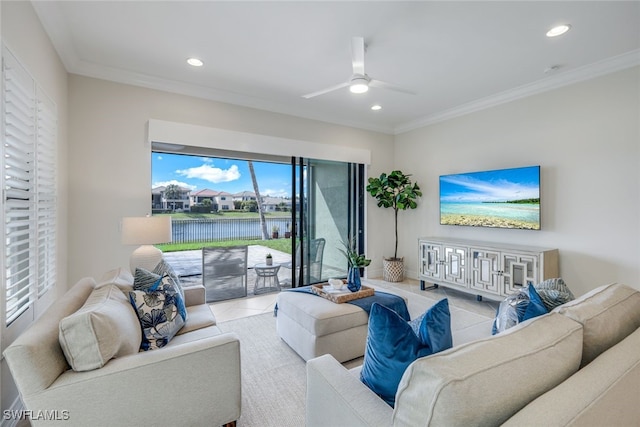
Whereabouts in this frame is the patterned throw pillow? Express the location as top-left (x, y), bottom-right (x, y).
top-left (153, 258), bottom-right (185, 299)
top-left (535, 277), bottom-right (574, 311)
top-left (129, 275), bottom-right (187, 351)
top-left (492, 284), bottom-right (548, 334)
top-left (133, 267), bottom-right (162, 291)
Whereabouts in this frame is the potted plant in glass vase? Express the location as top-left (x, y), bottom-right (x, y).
top-left (338, 236), bottom-right (371, 292)
top-left (366, 170), bottom-right (422, 282)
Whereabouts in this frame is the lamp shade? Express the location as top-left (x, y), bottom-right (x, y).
top-left (121, 216), bottom-right (172, 245)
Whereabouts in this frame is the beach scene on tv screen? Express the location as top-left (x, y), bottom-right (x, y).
top-left (440, 166), bottom-right (540, 230)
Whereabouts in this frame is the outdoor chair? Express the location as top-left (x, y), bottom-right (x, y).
top-left (202, 245), bottom-right (248, 302)
top-left (281, 238), bottom-right (326, 287)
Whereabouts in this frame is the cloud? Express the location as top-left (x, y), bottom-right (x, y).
top-left (152, 179), bottom-right (197, 190)
top-left (156, 155), bottom-right (163, 160)
top-left (177, 163), bottom-right (241, 183)
top-left (263, 188), bottom-right (290, 198)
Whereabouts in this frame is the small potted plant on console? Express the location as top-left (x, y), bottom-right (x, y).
top-left (338, 236), bottom-right (371, 292)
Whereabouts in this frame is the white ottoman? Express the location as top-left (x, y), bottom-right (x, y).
top-left (276, 290), bottom-right (408, 362)
top-left (276, 291), bottom-right (369, 362)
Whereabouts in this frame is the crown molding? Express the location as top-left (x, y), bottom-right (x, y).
top-left (69, 59), bottom-right (396, 135)
top-left (394, 49), bottom-right (640, 135)
top-left (30, 0), bottom-right (639, 137)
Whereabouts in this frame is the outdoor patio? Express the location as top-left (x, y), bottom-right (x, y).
top-left (163, 245), bottom-right (293, 296)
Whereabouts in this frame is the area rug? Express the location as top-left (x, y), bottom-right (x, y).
top-left (216, 286), bottom-right (495, 426)
top-left (218, 313), bottom-right (306, 427)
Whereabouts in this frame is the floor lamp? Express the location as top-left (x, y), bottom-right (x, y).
top-left (121, 215), bottom-right (172, 273)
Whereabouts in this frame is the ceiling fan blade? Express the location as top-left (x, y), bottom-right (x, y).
top-left (302, 81), bottom-right (350, 99)
top-left (351, 36), bottom-right (365, 75)
top-left (369, 79), bottom-right (416, 95)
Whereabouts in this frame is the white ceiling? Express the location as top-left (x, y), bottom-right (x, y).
top-left (32, 1), bottom-right (640, 134)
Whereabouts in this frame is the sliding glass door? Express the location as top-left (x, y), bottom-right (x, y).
top-left (291, 158), bottom-right (365, 287)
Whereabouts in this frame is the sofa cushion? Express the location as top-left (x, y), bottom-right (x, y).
top-left (554, 282), bottom-right (640, 367)
top-left (59, 284), bottom-right (142, 372)
top-left (129, 275), bottom-right (187, 350)
top-left (177, 304), bottom-right (217, 335)
top-left (96, 267), bottom-right (134, 292)
top-left (393, 313), bottom-right (583, 427)
top-left (360, 299), bottom-right (452, 406)
top-left (503, 326), bottom-right (640, 427)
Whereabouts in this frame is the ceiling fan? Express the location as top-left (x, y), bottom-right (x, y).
top-left (302, 37), bottom-right (416, 99)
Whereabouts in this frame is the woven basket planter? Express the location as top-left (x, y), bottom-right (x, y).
top-left (383, 258), bottom-right (404, 282)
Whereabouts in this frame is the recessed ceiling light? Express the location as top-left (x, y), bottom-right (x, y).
top-left (187, 57), bottom-right (204, 67)
top-left (371, 105), bottom-right (382, 111)
top-left (546, 24), bottom-right (571, 38)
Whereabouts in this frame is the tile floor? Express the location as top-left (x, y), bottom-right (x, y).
top-left (210, 277), bottom-right (499, 345)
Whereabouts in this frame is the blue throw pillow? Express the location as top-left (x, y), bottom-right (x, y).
top-left (522, 284), bottom-right (548, 321)
top-left (360, 299), bottom-right (452, 407)
top-left (408, 298), bottom-right (453, 354)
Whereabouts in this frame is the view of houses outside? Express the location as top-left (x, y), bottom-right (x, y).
top-left (151, 152), bottom-right (295, 248)
top-left (151, 153), bottom-right (293, 214)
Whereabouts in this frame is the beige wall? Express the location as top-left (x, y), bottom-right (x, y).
top-left (394, 67), bottom-right (640, 297)
top-left (1, 0), bottom-right (69, 417)
top-left (67, 75), bottom-right (395, 282)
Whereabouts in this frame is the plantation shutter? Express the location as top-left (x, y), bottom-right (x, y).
top-left (36, 88), bottom-right (57, 297)
top-left (3, 48), bottom-right (36, 326)
top-left (2, 46), bottom-right (57, 329)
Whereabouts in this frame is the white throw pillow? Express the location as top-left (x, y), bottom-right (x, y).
top-left (59, 284), bottom-right (142, 371)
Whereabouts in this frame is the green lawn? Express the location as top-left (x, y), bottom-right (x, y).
top-left (157, 238), bottom-right (293, 254)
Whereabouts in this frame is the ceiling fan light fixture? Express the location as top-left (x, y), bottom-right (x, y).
top-left (349, 76), bottom-right (369, 94)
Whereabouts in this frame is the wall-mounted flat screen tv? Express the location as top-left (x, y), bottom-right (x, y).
top-left (439, 165), bottom-right (540, 230)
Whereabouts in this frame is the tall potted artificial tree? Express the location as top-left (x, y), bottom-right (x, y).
top-left (366, 170), bottom-right (422, 282)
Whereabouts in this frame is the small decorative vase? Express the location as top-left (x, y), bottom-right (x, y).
top-left (266, 258), bottom-right (273, 266)
top-left (347, 267), bottom-right (361, 292)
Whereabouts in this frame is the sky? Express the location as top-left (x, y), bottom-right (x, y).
top-left (439, 165), bottom-right (540, 203)
top-left (152, 152), bottom-right (292, 197)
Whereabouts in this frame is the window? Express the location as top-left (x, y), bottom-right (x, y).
top-left (2, 46), bottom-right (57, 346)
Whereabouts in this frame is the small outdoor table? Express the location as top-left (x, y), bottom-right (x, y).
top-left (254, 263), bottom-right (281, 295)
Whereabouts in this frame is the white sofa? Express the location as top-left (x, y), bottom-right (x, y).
top-left (307, 283), bottom-right (640, 426)
top-left (3, 271), bottom-right (241, 427)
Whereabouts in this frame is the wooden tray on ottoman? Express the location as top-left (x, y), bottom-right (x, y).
top-left (311, 283), bottom-right (375, 303)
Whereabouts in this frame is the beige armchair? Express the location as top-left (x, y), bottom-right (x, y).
top-left (3, 275), bottom-right (241, 426)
